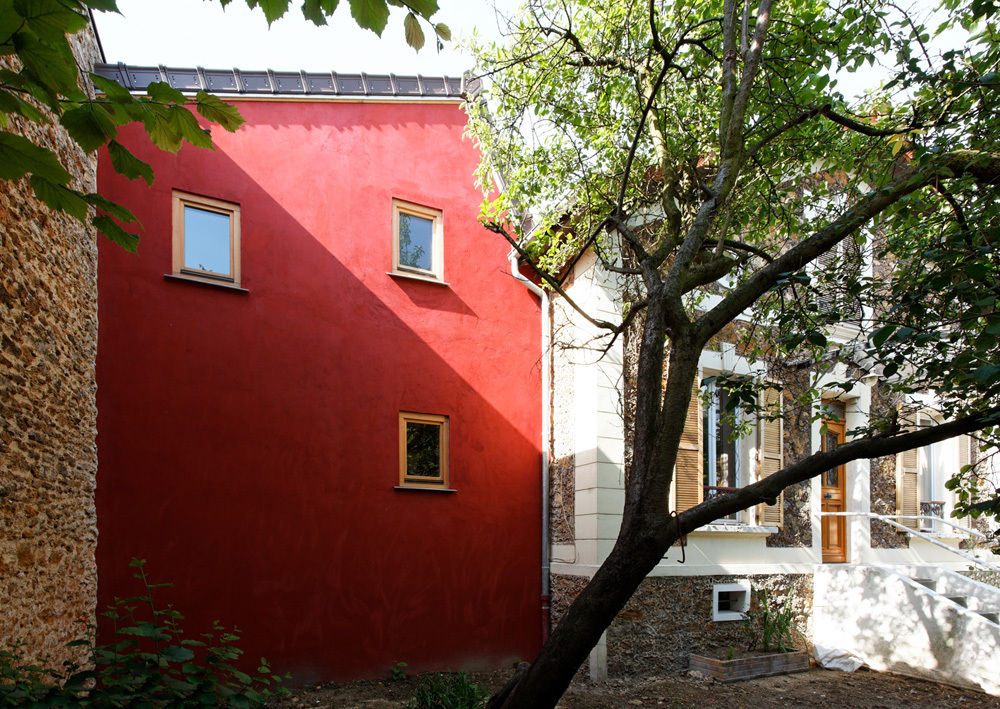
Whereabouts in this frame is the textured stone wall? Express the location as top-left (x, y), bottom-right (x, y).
top-left (0, 26), bottom-right (101, 668)
top-left (868, 382), bottom-right (908, 548)
top-left (766, 364), bottom-right (814, 548)
top-left (551, 573), bottom-right (813, 676)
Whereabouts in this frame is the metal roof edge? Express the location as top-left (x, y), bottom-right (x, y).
top-left (94, 63), bottom-right (475, 100)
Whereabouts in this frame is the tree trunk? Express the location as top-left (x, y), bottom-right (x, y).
top-left (490, 303), bottom-right (701, 709)
top-left (488, 518), bottom-right (679, 709)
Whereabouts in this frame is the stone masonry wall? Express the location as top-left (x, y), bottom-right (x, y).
top-left (551, 573), bottom-right (813, 676)
top-left (0, 26), bottom-right (101, 668)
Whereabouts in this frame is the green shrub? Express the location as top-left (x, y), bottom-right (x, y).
top-left (0, 559), bottom-right (287, 707)
top-left (408, 672), bottom-right (487, 709)
top-left (741, 588), bottom-right (801, 653)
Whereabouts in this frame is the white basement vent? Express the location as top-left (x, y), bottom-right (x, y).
top-left (713, 581), bottom-right (751, 621)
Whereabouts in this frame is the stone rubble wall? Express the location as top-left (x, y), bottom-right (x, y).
top-left (551, 573), bottom-right (813, 676)
top-left (0, 25), bottom-right (101, 669)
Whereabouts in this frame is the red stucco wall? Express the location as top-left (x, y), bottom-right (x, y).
top-left (96, 99), bottom-right (542, 682)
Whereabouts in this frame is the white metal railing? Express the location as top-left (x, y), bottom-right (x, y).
top-left (821, 511), bottom-right (1000, 572)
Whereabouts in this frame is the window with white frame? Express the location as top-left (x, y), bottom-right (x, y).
top-left (702, 380), bottom-right (745, 523)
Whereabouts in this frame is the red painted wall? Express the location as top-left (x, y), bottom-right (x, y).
top-left (96, 99), bottom-right (542, 682)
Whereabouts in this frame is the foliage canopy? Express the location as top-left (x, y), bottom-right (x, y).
top-left (470, 0), bottom-right (1000, 706)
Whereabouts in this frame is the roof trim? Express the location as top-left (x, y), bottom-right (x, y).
top-left (93, 63), bottom-right (477, 100)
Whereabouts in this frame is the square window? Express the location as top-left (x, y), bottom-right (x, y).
top-left (392, 199), bottom-right (443, 281)
top-left (172, 191), bottom-right (241, 285)
top-left (398, 412), bottom-right (449, 488)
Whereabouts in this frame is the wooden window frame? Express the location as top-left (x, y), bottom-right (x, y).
top-left (172, 190), bottom-right (241, 285)
top-left (391, 199), bottom-right (443, 282)
top-left (398, 411), bottom-right (449, 489)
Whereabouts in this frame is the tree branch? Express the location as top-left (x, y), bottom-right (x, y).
top-left (696, 150), bottom-right (1000, 340)
top-left (486, 221), bottom-right (621, 332)
top-left (678, 407), bottom-right (1000, 532)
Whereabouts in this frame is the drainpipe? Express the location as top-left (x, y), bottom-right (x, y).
top-left (508, 249), bottom-right (551, 644)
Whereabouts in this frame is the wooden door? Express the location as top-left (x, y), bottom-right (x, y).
top-left (821, 408), bottom-right (847, 563)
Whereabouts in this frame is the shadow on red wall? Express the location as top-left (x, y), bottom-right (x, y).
top-left (96, 100), bottom-right (542, 684)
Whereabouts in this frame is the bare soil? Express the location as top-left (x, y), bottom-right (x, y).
top-left (271, 666), bottom-right (1000, 708)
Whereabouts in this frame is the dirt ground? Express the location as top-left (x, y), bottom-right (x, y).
top-left (271, 666), bottom-right (1000, 708)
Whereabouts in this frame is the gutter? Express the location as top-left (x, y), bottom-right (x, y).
top-left (508, 249), bottom-right (552, 644)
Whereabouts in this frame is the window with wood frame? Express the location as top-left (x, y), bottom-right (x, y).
top-left (172, 191), bottom-right (241, 285)
top-left (674, 374), bottom-right (784, 528)
top-left (398, 412), bottom-right (449, 488)
top-left (392, 199), bottom-right (443, 281)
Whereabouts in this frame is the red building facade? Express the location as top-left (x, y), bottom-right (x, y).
top-left (95, 67), bottom-right (542, 682)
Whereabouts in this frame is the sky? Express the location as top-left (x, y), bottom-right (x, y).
top-left (94, 0), bottom-right (961, 99)
top-left (94, 0), bottom-right (518, 76)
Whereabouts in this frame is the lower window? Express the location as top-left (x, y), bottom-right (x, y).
top-left (398, 412), bottom-right (449, 488)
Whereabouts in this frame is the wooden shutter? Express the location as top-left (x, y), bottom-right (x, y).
top-left (958, 434), bottom-right (971, 472)
top-left (675, 372), bottom-right (702, 511)
top-left (757, 387), bottom-right (784, 527)
top-left (896, 408), bottom-right (920, 529)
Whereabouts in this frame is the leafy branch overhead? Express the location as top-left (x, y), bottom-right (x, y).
top-left (238, 0), bottom-right (451, 50)
top-left (0, 0), bottom-right (450, 251)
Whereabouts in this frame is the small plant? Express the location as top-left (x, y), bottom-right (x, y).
top-left (408, 672), bottom-right (487, 709)
top-left (0, 558), bottom-right (288, 707)
top-left (741, 589), bottom-right (800, 653)
top-left (391, 661), bottom-right (409, 681)
top-left (726, 645), bottom-right (735, 660)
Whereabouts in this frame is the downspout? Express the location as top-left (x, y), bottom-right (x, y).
top-left (508, 249), bottom-right (551, 644)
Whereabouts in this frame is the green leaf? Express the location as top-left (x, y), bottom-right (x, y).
top-left (145, 81), bottom-right (187, 105)
top-left (301, 0), bottom-right (339, 24)
top-left (434, 22), bottom-right (450, 40)
top-left (107, 140), bottom-right (154, 185)
top-left (90, 73), bottom-right (135, 104)
top-left (194, 92), bottom-right (245, 132)
top-left (82, 0), bottom-right (121, 11)
top-left (29, 176), bottom-right (88, 219)
top-left (806, 331), bottom-right (827, 347)
top-left (13, 29), bottom-right (79, 96)
top-left (13, 0), bottom-right (88, 42)
top-left (402, 0), bottom-right (438, 16)
top-left (870, 324), bottom-right (895, 348)
top-left (403, 12), bottom-right (424, 50)
top-left (144, 111), bottom-right (183, 153)
top-left (255, 0), bottom-right (289, 24)
top-left (0, 88), bottom-right (46, 123)
top-left (973, 364), bottom-right (1000, 385)
top-left (166, 106), bottom-right (213, 149)
top-left (60, 104), bottom-right (117, 152)
top-left (160, 645), bottom-right (195, 662)
top-left (0, 130), bottom-right (72, 183)
top-left (348, 0), bottom-right (389, 34)
top-left (83, 192), bottom-right (137, 224)
top-left (93, 214), bottom-right (139, 252)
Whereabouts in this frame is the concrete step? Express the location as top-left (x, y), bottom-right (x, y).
top-left (946, 595), bottom-right (968, 608)
top-left (912, 577), bottom-right (937, 591)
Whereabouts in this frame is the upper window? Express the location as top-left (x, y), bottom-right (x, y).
top-left (392, 199), bottom-right (443, 281)
top-left (172, 191), bottom-right (241, 285)
top-left (398, 411), bottom-right (449, 489)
